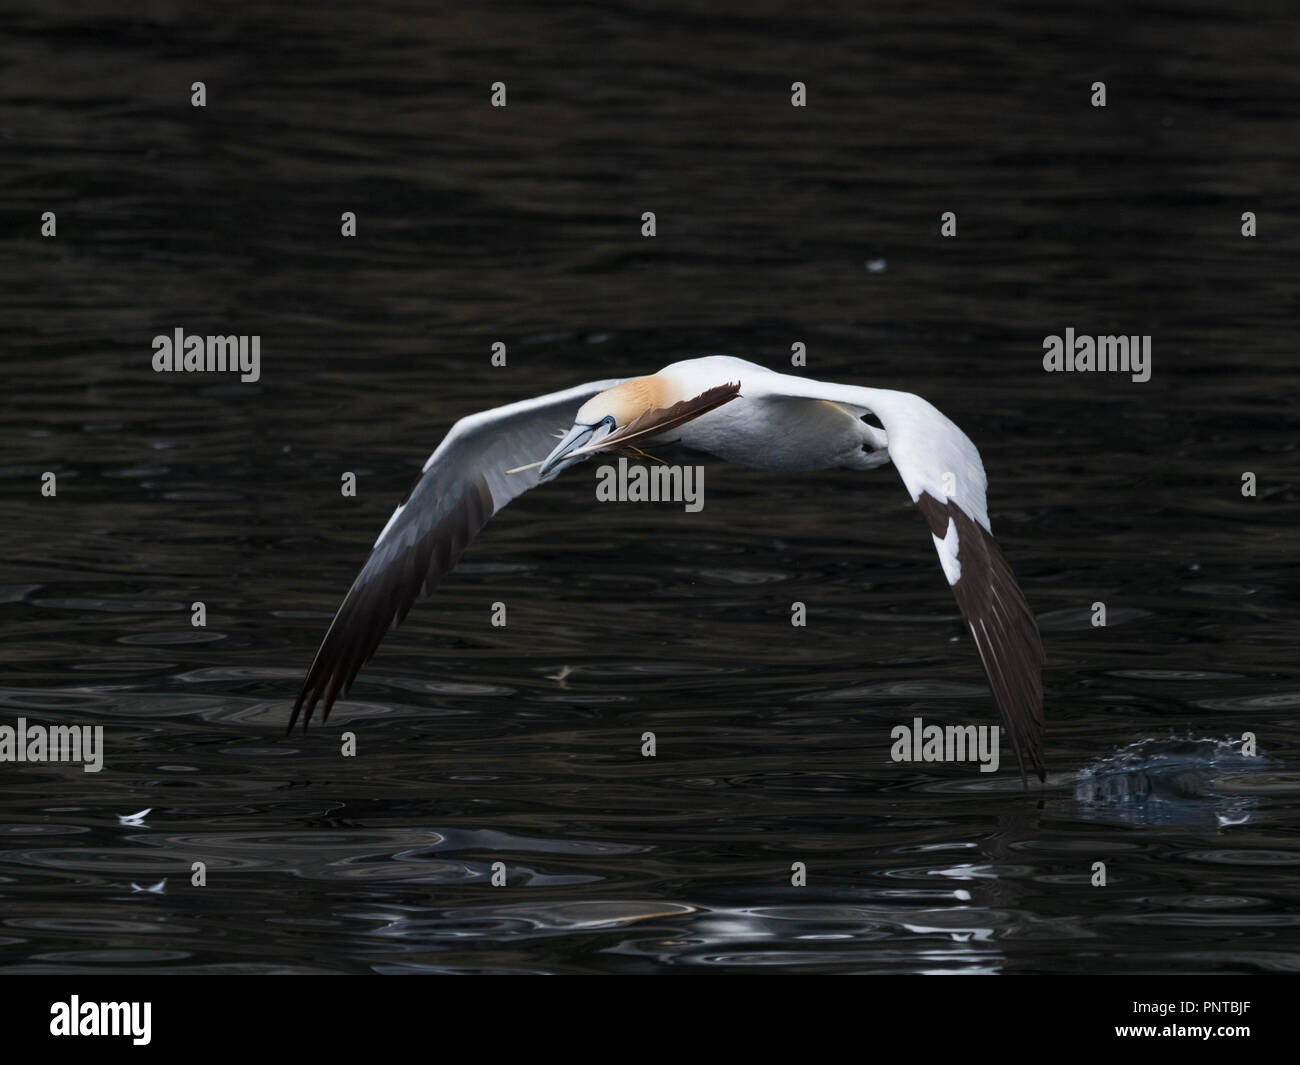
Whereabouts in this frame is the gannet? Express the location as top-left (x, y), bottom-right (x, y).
top-left (290, 356), bottom-right (1045, 782)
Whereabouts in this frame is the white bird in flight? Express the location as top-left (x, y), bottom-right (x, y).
top-left (291, 356), bottom-right (1045, 782)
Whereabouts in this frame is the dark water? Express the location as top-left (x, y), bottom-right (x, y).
top-left (2, 1), bottom-right (1299, 973)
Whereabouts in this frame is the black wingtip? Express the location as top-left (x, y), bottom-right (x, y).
top-left (288, 664), bottom-right (339, 735)
top-left (915, 492), bottom-right (1046, 789)
top-left (288, 476), bottom-right (497, 738)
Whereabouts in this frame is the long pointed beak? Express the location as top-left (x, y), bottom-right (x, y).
top-left (538, 423), bottom-right (596, 479)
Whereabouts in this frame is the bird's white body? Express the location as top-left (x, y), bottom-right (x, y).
top-left (293, 355), bottom-right (1044, 782)
top-left (657, 358), bottom-right (888, 472)
top-left (658, 357), bottom-right (987, 527)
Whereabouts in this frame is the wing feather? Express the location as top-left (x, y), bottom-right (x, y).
top-left (290, 379), bottom-right (622, 730)
top-left (732, 364), bottom-right (1045, 782)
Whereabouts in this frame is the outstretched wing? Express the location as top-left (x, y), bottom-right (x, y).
top-left (749, 370), bottom-right (1046, 782)
top-left (290, 378), bottom-right (624, 730)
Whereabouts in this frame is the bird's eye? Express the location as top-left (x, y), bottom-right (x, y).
top-left (602, 415), bottom-right (616, 428)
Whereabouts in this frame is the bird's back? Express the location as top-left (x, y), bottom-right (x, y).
top-left (660, 356), bottom-right (886, 471)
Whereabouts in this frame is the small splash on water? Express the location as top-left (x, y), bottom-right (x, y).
top-left (1075, 735), bottom-right (1267, 827)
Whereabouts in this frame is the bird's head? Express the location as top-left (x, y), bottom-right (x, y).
top-left (539, 375), bottom-right (670, 478)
